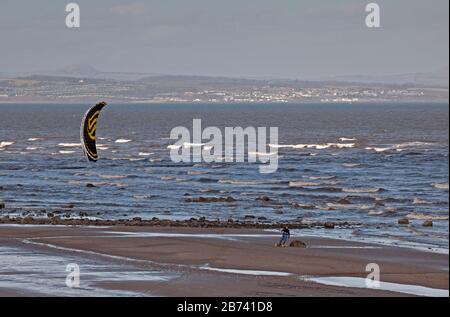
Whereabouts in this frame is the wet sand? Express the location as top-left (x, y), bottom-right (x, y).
top-left (0, 225), bottom-right (448, 297)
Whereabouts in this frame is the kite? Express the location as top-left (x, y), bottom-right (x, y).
top-left (80, 101), bottom-right (107, 162)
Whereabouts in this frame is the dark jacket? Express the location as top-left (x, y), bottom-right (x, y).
top-left (282, 228), bottom-right (290, 237)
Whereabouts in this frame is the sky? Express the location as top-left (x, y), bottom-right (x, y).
top-left (0, 0), bottom-right (448, 79)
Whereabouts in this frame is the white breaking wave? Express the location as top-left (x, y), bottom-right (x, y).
top-left (269, 143), bottom-right (355, 150)
top-left (302, 276), bottom-right (449, 297)
top-left (183, 142), bottom-right (206, 148)
top-left (248, 151), bottom-right (278, 157)
top-left (368, 210), bottom-right (385, 215)
top-left (28, 138), bottom-right (43, 141)
top-left (365, 146), bottom-right (391, 153)
top-left (342, 163), bottom-right (361, 168)
top-left (306, 176), bottom-right (337, 180)
top-left (115, 139), bottom-right (132, 144)
top-left (366, 141), bottom-right (435, 153)
top-left (289, 181), bottom-right (321, 187)
top-left (138, 152), bottom-right (152, 156)
top-left (433, 183), bottom-right (449, 190)
top-left (327, 203), bottom-right (372, 210)
top-left (0, 141), bottom-right (14, 148)
top-left (406, 212), bottom-right (449, 221)
top-left (58, 143), bottom-right (81, 148)
top-left (339, 137), bottom-right (357, 141)
top-left (167, 144), bottom-right (182, 150)
top-left (327, 143), bottom-right (356, 149)
top-left (26, 146), bottom-right (43, 151)
top-left (59, 150), bottom-right (76, 154)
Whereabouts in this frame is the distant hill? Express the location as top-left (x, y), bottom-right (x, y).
top-left (325, 67), bottom-right (449, 88)
top-left (55, 64), bottom-right (100, 77)
top-left (5, 63), bottom-right (448, 87)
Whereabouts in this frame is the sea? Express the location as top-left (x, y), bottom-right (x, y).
top-left (0, 103), bottom-right (448, 252)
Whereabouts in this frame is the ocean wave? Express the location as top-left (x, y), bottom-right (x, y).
top-left (26, 146), bottom-right (43, 151)
top-left (110, 157), bottom-right (146, 162)
top-left (131, 158), bottom-right (147, 161)
top-left (188, 171), bottom-right (209, 175)
top-left (115, 139), bottom-right (132, 144)
top-left (0, 141), bottom-right (14, 148)
top-left (339, 137), bottom-right (357, 141)
top-left (199, 188), bottom-right (221, 193)
top-left (28, 138), bottom-right (43, 142)
top-left (58, 143), bottom-right (81, 148)
top-left (290, 203), bottom-right (317, 209)
top-left (374, 196), bottom-right (409, 204)
top-left (138, 152), bottom-right (153, 156)
top-left (366, 146), bottom-right (402, 153)
top-left (218, 180), bottom-right (268, 186)
top-left (161, 176), bottom-right (175, 181)
top-left (269, 143), bottom-right (355, 150)
top-left (296, 186), bottom-right (342, 193)
top-left (183, 142), bottom-right (205, 148)
top-left (67, 180), bottom-right (128, 188)
top-left (342, 188), bottom-right (385, 193)
top-left (432, 183), bottom-right (449, 190)
top-left (133, 194), bottom-right (158, 200)
top-left (97, 174), bottom-right (129, 179)
top-left (327, 143), bottom-right (356, 149)
top-left (167, 145), bottom-right (182, 150)
top-left (406, 212), bottom-right (449, 221)
top-left (248, 151), bottom-right (278, 157)
top-left (289, 181), bottom-right (322, 187)
top-left (366, 141), bottom-right (436, 153)
top-left (413, 198), bottom-right (432, 205)
top-left (327, 203), bottom-right (373, 210)
top-left (368, 210), bottom-right (385, 215)
top-left (342, 163), bottom-right (361, 168)
top-left (397, 141), bottom-right (435, 147)
top-left (306, 176), bottom-right (337, 180)
top-left (58, 150), bottom-right (76, 154)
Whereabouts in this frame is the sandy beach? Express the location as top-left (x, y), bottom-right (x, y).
top-left (0, 224), bottom-right (448, 297)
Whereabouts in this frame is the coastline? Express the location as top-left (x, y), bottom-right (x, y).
top-left (0, 215), bottom-right (353, 230)
top-left (0, 224), bottom-right (448, 297)
top-left (0, 100), bottom-right (448, 105)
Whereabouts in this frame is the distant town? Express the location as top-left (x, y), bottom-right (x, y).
top-left (0, 68), bottom-right (448, 104)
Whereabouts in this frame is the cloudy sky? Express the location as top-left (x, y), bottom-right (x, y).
top-left (0, 0), bottom-right (448, 78)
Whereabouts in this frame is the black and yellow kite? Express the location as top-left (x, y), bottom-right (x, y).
top-left (80, 101), bottom-right (107, 162)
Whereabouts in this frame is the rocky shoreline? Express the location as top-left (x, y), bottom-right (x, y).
top-left (0, 215), bottom-right (355, 230)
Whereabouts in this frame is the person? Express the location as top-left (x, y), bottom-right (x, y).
top-left (278, 226), bottom-right (290, 247)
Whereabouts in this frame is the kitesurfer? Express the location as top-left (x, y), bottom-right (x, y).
top-left (278, 226), bottom-right (290, 247)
